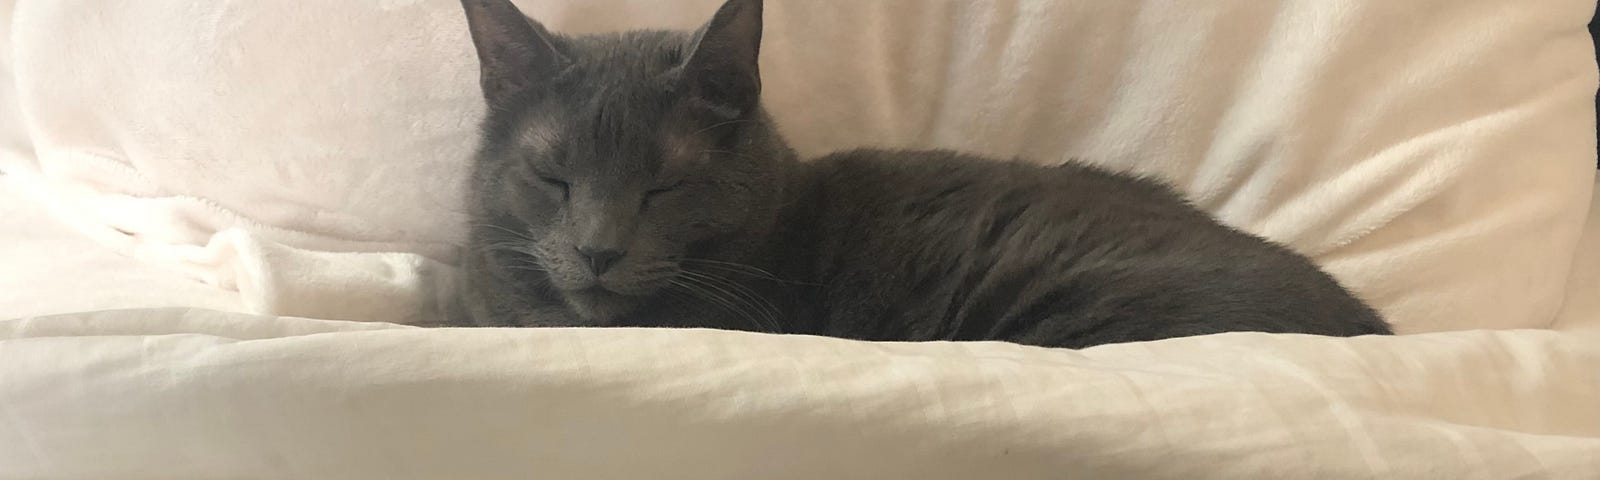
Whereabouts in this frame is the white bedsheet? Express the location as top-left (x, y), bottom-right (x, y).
top-left (3, 308), bottom-right (1598, 479)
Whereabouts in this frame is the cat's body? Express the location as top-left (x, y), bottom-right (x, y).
top-left (455, 0), bottom-right (1391, 347)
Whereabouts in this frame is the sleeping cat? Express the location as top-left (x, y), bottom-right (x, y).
top-left (453, 0), bottom-right (1392, 348)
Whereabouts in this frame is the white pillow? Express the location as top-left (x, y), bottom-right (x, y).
top-left (3, 0), bottom-right (1595, 331)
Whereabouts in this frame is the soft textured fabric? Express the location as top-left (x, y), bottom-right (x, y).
top-left (1554, 173), bottom-right (1600, 331)
top-left (0, 178), bottom-right (1594, 477)
top-left (1, 308), bottom-right (1598, 479)
top-left (0, 176), bottom-right (241, 318)
top-left (1, 0), bottom-right (1595, 332)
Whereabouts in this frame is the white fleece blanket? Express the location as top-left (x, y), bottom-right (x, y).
top-left (2, 309), bottom-right (1598, 479)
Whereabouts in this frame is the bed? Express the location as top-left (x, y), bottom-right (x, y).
top-left (3, 0), bottom-right (1599, 478)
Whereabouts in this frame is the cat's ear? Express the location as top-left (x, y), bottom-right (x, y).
top-left (682, 0), bottom-right (764, 120)
top-left (461, 0), bottom-right (568, 104)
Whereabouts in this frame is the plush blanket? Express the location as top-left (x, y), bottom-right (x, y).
top-left (3, 309), bottom-right (1598, 479)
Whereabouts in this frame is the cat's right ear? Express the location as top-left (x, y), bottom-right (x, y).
top-left (682, 0), bottom-right (763, 120)
top-left (460, 0), bottom-right (567, 104)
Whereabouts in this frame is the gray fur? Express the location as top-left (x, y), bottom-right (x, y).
top-left (454, 0), bottom-right (1392, 348)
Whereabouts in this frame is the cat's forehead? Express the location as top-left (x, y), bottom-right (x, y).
top-left (510, 88), bottom-right (674, 151)
top-left (502, 31), bottom-right (705, 170)
top-left (513, 113), bottom-right (563, 155)
top-left (511, 92), bottom-right (658, 152)
top-left (569, 30), bottom-right (693, 72)
top-left (545, 30), bottom-right (692, 97)
top-left (509, 102), bottom-right (703, 176)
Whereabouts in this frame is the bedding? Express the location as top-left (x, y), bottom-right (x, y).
top-left (2, 309), bottom-right (1598, 479)
top-left (0, 177), bottom-right (242, 318)
top-left (1554, 175), bottom-right (1600, 332)
top-left (2, 173), bottom-right (1591, 478)
top-left (3, 0), bottom-right (1600, 478)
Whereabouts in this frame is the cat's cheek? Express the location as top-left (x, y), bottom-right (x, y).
top-left (685, 217), bottom-right (740, 239)
top-left (503, 188), bottom-right (566, 225)
top-left (506, 203), bottom-right (547, 227)
top-left (661, 221), bottom-right (712, 246)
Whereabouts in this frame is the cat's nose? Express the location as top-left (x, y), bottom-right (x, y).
top-left (577, 246), bottom-right (625, 275)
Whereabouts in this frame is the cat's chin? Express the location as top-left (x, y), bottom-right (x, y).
top-left (560, 286), bottom-right (648, 324)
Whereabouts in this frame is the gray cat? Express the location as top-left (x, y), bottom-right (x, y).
top-left (454, 0), bottom-right (1392, 348)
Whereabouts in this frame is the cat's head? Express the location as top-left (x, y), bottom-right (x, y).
top-left (460, 0), bottom-right (791, 322)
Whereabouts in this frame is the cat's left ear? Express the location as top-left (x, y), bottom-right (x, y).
top-left (682, 0), bottom-right (764, 120)
top-left (461, 0), bottom-right (568, 105)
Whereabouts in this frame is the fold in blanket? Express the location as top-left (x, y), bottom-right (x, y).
top-left (2, 309), bottom-right (1597, 479)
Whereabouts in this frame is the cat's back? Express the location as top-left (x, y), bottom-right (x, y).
top-left (801, 149), bottom-right (1228, 255)
top-left (787, 149), bottom-right (1390, 347)
top-left (807, 149), bottom-right (1201, 221)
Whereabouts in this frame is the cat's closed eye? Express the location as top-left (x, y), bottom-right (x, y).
top-left (646, 183), bottom-right (679, 196)
top-left (641, 181), bottom-right (681, 208)
top-left (532, 175), bottom-right (570, 201)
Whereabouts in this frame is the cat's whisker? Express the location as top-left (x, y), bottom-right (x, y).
top-left (678, 265), bottom-right (797, 331)
top-left (527, 244), bottom-right (557, 258)
top-left (673, 276), bottom-right (761, 331)
top-left (687, 263), bottom-right (799, 285)
top-left (697, 149), bottom-right (760, 161)
top-left (681, 259), bottom-right (820, 286)
top-left (687, 119), bottom-right (752, 138)
top-left (668, 279), bottom-right (757, 331)
top-left (679, 270), bottom-right (781, 326)
top-left (680, 271), bottom-right (758, 313)
top-left (472, 223), bottom-right (538, 243)
top-left (673, 275), bottom-right (775, 333)
top-left (480, 242), bottom-right (533, 255)
top-left (679, 270), bottom-right (782, 334)
top-left (680, 258), bottom-right (777, 277)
